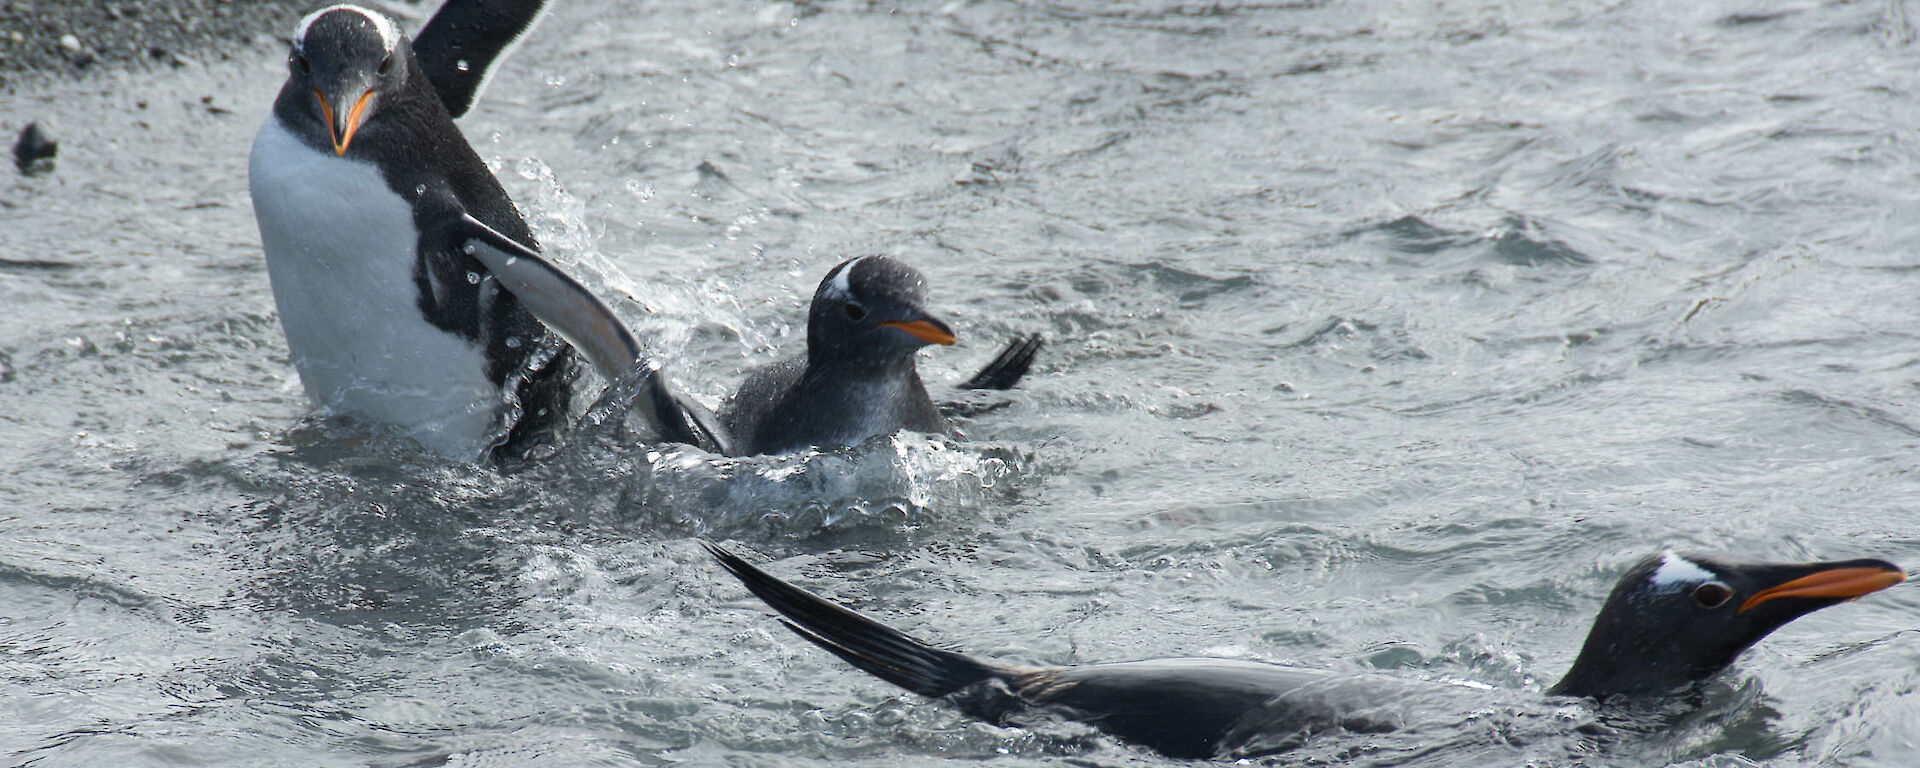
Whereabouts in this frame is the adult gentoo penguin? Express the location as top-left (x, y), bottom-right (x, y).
top-left (717, 255), bottom-right (1044, 457)
top-left (249, 3), bottom-right (719, 459)
top-left (706, 544), bottom-right (1904, 759)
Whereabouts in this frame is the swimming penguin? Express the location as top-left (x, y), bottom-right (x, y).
top-left (717, 255), bottom-right (1044, 457)
top-left (706, 544), bottom-right (1905, 759)
top-left (249, 2), bottom-right (719, 459)
top-left (462, 250), bottom-right (1039, 459)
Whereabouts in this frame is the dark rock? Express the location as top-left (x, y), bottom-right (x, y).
top-left (14, 122), bottom-right (57, 176)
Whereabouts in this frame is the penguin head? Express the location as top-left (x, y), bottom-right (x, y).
top-left (285, 5), bottom-right (412, 157)
top-left (1549, 551), bottom-right (1904, 699)
top-left (806, 255), bottom-right (957, 366)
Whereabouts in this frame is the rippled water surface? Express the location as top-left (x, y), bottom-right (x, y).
top-left (4, 0), bottom-right (1920, 765)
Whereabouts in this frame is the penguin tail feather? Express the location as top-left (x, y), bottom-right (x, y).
top-left (705, 542), bottom-right (1001, 698)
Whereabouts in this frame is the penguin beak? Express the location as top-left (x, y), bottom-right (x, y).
top-left (312, 87), bottom-right (376, 156)
top-left (1738, 561), bottom-right (1906, 614)
top-left (879, 316), bottom-right (957, 346)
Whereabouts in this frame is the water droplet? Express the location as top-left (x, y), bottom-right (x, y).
top-left (726, 54), bottom-right (741, 68)
top-left (414, 184), bottom-right (425, 196)
top-left (505, 336), bottom-right (522, 349)
top-left (455, 59), bottom-right (470, 72)
top-left (466, 271), bottom-right (482, 285)
top-left (461, 244), bottom-right (476, 255)
top-left (505, 257), bottom-right (518, 267)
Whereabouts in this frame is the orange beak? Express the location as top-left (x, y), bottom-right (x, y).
top-left (1739, 565), bottom-right (1906, 613)
top-left (312, 88), bottom-right (375, 156)
top-left (878, 319), bottom-right (957, 346)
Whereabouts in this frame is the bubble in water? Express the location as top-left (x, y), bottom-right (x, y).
top-left (455, 59), bottom-right (470, 72)
top-left (462, 244), bottom-right (476, 255)
top-left (414, 184), bottom-right (426, 197)
top-left (726, 54), bottom-right (741, 68)
top-left (466, 271), bottom-right (482, 285)
top-left (505, 336), bottom-right (522, 349)
top-left (624, 179), bottom-right (656, 202)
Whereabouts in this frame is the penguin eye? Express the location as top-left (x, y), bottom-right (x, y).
top-left (843, 303), bottom-right (868, 321)
top-left (1692, 582), bottom-right (1733, 610)
top-left (291, 53), bottom-right (311, 74)
top-left (377, 54), bottom-right (393, 75)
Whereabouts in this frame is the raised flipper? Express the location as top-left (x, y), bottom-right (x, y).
top-left (451, 214), bottom-right (734, 454)
top-left (705, 542), bottom-right (1003, 698)
top-left (411, 0), bottom-right (555, 119)
top-left (958, 333), bottom-right (1043, 390)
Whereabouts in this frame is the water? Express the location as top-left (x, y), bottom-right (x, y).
top-left (3, 0), bottom-right (1919, 765)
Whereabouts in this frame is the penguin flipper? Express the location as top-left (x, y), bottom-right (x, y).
top-left (704, 542), bottom-right (1003, 698)
top-left (450, 214), bottom-right (733, 454)
top-left (449, 214), bottom-right (642, 379)
top-left (411, 0), bottom-right (555, 118)
top-left (957, 333), bottom-right (1043, 390)
top-left (645, 373), bottom-right (736, 457)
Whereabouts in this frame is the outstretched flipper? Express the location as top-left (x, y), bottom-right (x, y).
top-left (705, 542), bottom-right (1003, 697)
top-left (451, 215), bottom-right (734, 454)
top-left (958, 333), bottom-right (1043, 390)
top-left (412, 0), bottom-right (555, 119)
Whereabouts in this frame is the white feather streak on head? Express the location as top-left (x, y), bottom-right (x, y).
top-left (295, 4), bottom-right (401, 52)
top-left (1648, 551), bottom-right (1716, 590)
top-left (823, 255), bottom-right (869, 301)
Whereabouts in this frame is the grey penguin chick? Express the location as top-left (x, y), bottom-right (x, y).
top-left (721, 255), bottom-right (1011, 457)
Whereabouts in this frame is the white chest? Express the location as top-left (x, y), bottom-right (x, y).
top-left (248, 118), bottom-right (502, 459)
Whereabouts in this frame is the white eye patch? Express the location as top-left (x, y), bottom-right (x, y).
top-left (1648, 551), bottom-right (1716, 590)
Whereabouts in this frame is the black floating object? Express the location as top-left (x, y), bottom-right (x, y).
top-left (14, 122), bottom-right (56, 176)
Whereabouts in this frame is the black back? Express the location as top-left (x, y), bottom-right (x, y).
top-left (706, 543), bottom-right (1378, 759)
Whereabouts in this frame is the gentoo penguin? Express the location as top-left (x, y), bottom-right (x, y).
top-left (249, 3), bottom-right (719, 459)
top-left (717, 255), bottom-right (1044, 456)
top-left (706, 544), bottom-right (1904, 759)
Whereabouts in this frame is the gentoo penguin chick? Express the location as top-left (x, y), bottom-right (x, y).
top-left (718, 255), bottom-right (1042, 457)
top-left (249, 3), bottom-right (720, 459)
top-left (707, 544), bottom-right (1904, 759)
